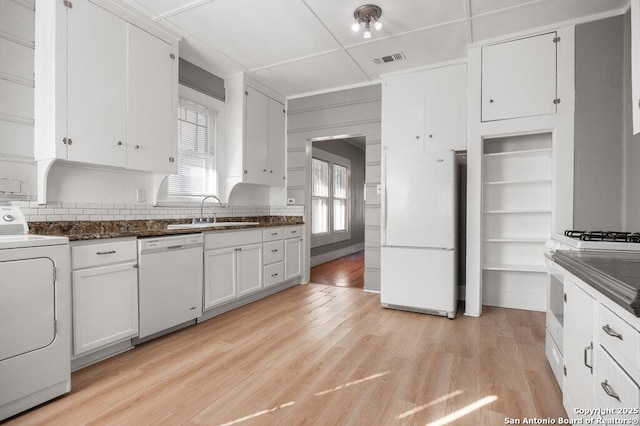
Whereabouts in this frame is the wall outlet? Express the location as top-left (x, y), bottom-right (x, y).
top-left (136, 188), bottom-right (146, 202)
top-left (376, 184), bottom-right (382, 195)
top-left (287, 198), bottom-right (295, 204)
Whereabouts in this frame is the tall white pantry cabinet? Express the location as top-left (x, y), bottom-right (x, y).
top-left (34, 0), bottom-right (180, 204)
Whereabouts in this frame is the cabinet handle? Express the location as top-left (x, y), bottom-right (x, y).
top-left (167, 245), bottom-right (184, 250)
top-left (428, 134), bottom-right (433, 138)
top-left (270, 170), bottom-right (273, 173)
top-left (234, 248), bottom-right (242, 252)
top-left (583, 342), bottom-right (593, 373)
top-left (169, 157), bottom-right (175, 163)
top-left (271, 273), bottom-right (278, 277)
top-left (117, 141), bottom-right (123, 146)
top-left (263, 169), bottom-right (267, 172)
top-left (415, 135), bottom-right (420, 139)
top-left (291, 230), bottom-right (297, 234)
top-left (135, 145), bottom-right (140, 149)
top-left (489, 99), bottom-right (494, 103)
top-left (96, 250), bottom-right (116, 255)
top-left (133, 264), bottom-right (138, 269)
top-left (271, 249), bottom-right (278, 252)
top-left (601, 380), bottom-right (621, 402)
top-left (602, 324), bottom-right (623, 340)
top-left (271, 232), bottom-right (278, 236)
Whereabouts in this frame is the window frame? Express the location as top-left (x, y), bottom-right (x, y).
top-left (161, 84), bottom-right (225, 204)
top-left (310, 148), bottom-right (351, 248)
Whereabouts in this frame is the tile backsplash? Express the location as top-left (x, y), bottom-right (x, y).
top-left (10, 201), bottom-right (304, 222)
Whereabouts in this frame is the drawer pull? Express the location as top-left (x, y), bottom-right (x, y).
top-left (271, 273), bottom-right (278, 277)
top-left (271, 249), bottom-right (278, 253)
top-left (271, 232), bottom-right (278, 236)
top-left (167, 245), bottom-right (184, 250)
top-left (291, 230), bottom-right (297, 234)
top-left (602, 324), bottom-right (623, 340)
top-left (584, 342), bottom-right (593, 373)
top-left (601, 380), bottom-right (621, 402)
top-left (96, 250), bottom-right (116, 255)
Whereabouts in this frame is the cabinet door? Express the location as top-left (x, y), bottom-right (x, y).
top-left (72, 262), bottom-right (138, 355)
top-left (237, 243), bottom-right (262, 296)
top-left (481, 32), bottom-right (557, 122)
top-left (267, 97), bottom-right (285, 187)
top-left (244, 86), bottom-right (269, 184)
top-left (632, 0), bottom-right (640, 134)
top-left (285, 238), bottom-right (302, 281)
top-left (204, 247), bottom-right (236, 310)
top-left (424, 64), bottom-right (467, 152)
top-left (67, 0), bottom-right (127, 167)
top-left (127, 24), bottom-right (176, 173)
top-left (564, 278), bottom-right (597, 418)
top-left (382, 72), bottom-right (425, 155)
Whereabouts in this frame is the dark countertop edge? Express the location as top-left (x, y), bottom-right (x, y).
top-left (553, 251), bottom-right (640, 317)
top-left (29, 217), bottom-right (304, 242)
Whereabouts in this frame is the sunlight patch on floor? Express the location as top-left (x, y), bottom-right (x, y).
top-left (314, 371), bottom-right (391, 397)
top-left (395, 390), bottom-right (465, 419)
top-left (219, 401), bottom-right (295, 426)
top-left (427, 395), bottom-right (498, 426)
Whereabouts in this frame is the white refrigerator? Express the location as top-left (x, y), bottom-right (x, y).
top-left (380, 150), bottom-right (457, 318)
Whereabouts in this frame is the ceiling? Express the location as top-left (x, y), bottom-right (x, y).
top-left (121, 0), bottom-right (628, 98)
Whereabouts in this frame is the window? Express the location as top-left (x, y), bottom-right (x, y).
top-left (168, 99), bottom-right (217, 196)
top-left (311, 149), bottom-right (350, 245)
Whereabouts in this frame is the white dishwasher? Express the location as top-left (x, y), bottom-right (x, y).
top-left (137, 234), bottom-right (203, 339)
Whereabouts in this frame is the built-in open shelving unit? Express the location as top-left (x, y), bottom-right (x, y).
top-left (482, 133), bottom-right (552, 311)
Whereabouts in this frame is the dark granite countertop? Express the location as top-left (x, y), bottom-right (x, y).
top-left (29, 216), bottom-right (304, 241)
top-left (553, 250), bottom-right (640, 316)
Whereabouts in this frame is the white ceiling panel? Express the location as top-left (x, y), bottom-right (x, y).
top-left (304, 0), bottom-right (467, 47)
top-left (125, 0), bottom-right (198, 18)
top-left (472, 0), bottom-right (628, 42)
top-left (166, 0), bottom-right (341, 70)
top-left (347, 22), bottom-right (468, 80)
top-left (253, 50), bottom-right (369, 96)
top-left (469, 0), bottom-right (540, 17)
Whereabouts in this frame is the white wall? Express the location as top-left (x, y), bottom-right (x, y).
top-left (287, 85), bottom-right (382, 291)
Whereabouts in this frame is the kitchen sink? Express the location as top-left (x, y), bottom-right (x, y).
top-left (167, 222), bottom-right (260, 230)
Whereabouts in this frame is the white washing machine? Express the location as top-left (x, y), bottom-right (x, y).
top-left (0, 206), bottom-right (71, 421)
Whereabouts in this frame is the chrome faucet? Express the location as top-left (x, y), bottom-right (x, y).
top-left (194, 195), bottom-right (223, 223)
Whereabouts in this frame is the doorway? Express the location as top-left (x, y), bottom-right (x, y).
top-left (309, 136), bottom-right (366, 287)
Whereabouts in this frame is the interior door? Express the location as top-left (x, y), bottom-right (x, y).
top-left (67, 0), bottom-right (127, 167)
top-left (0, 258), bottom-right (55, 361)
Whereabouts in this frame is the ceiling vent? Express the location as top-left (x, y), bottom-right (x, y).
top-left (373, 52), bottom-right (405, 65)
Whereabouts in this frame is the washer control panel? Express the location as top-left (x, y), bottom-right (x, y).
top-left (0, 206), bottom-right (28, 235)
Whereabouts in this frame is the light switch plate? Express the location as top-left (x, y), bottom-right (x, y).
top-left (136, 188), bottom-right (146, 202)
top-left (287, 198), bottom-right (295, 204)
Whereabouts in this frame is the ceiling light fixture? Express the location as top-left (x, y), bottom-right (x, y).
top-left (352, 4), bottom-right (382, 39)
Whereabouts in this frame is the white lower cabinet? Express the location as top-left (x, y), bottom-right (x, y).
top-left (71, 239), bottom-right (138, 356)
top-left (203, 230), bottom-right (263, 311)
top-left (562, 273), bottom-right (640, 422)
top-left (285, 237), bottom-right (303, 281)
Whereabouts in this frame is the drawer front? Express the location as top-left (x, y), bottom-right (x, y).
top-left (598, 304), bottom-right (640, 374)
top-left (595, 346), bottom-right (640, 421)
top-left (284, 226), bottom-right (303, 239)
top-left (545, 329), bottom-right (563, 390)
top-left (264, 262), bottom-right (284, 288)
top-left (263, 227), bottom-right (283, 242)
top-left (72, 240), bottom-right (137, 269)
top-left (263, 240), bottom-right (284, 265)
top-left (205, 229), bottom-right (262, 250)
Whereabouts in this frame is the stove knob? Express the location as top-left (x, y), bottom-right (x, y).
top-left (3, 214), bottom-right (14, 222)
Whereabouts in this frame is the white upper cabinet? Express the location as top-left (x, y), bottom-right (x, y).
top-left (382, 63), bottom-right (467, 155)
top-left (632, 0), bottom-right (640, 134)
top-left (127, 25), bottom-right (177, 174)
top-left (66, 0), bottom-right (127, 168)
top-left (244, 86), bottom-right (286, 186)
top-left (481, 32), bottom-right (558, 122)
top-left (35, 0), bottom-right (179, 182)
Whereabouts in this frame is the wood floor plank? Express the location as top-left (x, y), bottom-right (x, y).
top-left (5, 279), bottom-right (566, 425)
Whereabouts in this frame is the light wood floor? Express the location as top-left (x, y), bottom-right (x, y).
top-left (6, 284), bottom-right (565, 425)
top-left (310, 251), bottom-right (364, 288)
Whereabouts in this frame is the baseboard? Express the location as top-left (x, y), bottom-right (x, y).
top-left (363, 289), bottom-right (380, 294)
top-left (310, 243), bottom-right (364, 267)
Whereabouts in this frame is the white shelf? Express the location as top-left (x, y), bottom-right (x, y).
top-left (484, 178), bottom-right (552, 186)
top-left (484, 148), bottom-right (552, 159)
top-left (484, 238), bottom-right (547, 243)
top-left (483, 209), bottom-right (551, 214)
top-left (483, 264), bottom-right (548, 273)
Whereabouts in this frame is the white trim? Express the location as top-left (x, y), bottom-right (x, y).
top-left (380, 58), bottom-right (468, 79)
top-left (287, 80), bottom-right (381, 100)
top-left (363, 289), bottom-right (381, 294)
top-left (310, 243), bottom-right (364, 268)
